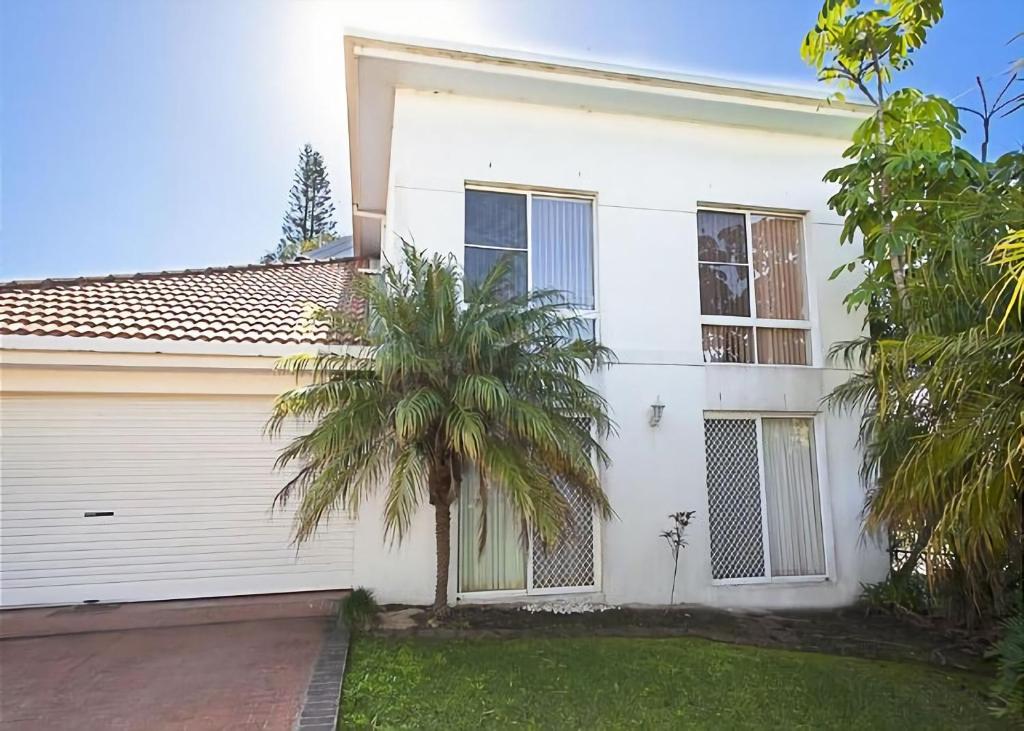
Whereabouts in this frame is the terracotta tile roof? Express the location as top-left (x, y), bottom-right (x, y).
top-left (0, 259), bottom-right (365, 345)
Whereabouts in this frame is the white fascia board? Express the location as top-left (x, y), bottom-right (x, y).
top-left (345, 29), bottom-right (870, 113)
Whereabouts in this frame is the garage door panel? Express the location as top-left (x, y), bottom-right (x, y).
top-left (1, 535), bottom-right (350, 557)
top-left (2, 505), bottom-right (322, 522)
top-left (0, 394), bottom-right (354, 606)
top-left (2, 501), bottom-right (302, 514)
top-left (1, 541), bottom-right (351, 565)
top-left (5, 573), bottom-right (348, 606)
top-left (1, 525), bottom-right (349, 546)
top-left (2, 490), bottom-right (302, 504)
top-left (4, 557), bottom-right (353, 583)
top-left (0, 518), bottom-right (343, 537)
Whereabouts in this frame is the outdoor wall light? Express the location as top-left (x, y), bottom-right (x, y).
top-left (649, 397), bottom-right (665, 427)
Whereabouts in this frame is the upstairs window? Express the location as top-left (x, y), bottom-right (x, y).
top-left (697, 208), bottom-right (810, 365)
top-left (465, 187), bottom-right (596, 336)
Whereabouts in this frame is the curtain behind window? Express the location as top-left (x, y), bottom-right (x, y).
top-left (751, 216), bottom-right (806, 320)
top-left (531, 196), bottom-right (594, 309)
top-left (458, 465), bottom-right (526, 592)
top-left (697, 210), bottom-right (750, 317)
top-left (762, 418), bottom-right (825, 577)
top-left (756, 328), bottom-right (808, 365)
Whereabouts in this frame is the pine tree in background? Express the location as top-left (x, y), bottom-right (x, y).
top-left (262, 144), bottom-right (338, 263)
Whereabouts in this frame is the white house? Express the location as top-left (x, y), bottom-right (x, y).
top-left (0, 34), bottom-right (888, 611)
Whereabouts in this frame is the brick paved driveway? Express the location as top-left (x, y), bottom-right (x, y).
top-left (0, 616), bottom-right (330, 730)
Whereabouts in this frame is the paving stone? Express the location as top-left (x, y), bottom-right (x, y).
top-left (0, 616), bottom-right (327, 730)
top-left (295, 624), bottom-right (350, 730)
top-left (378, 607), bottom-right (424, 630)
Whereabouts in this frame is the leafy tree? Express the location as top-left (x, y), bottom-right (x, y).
top-left (267, 245), bottom-right (616, 614)
top-left (804, 0), bottom-right (1023, 622)
top-left (262, 144), bottom-right (338, 263)
top-left (802, 0), bottom-right (946, 307)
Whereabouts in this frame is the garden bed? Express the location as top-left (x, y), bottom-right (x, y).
top-left (372, 603), bottom-right (994, 672)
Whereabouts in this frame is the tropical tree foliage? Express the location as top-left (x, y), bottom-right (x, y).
top-left (804, 0), bottom-right (1023, 622)
top-left (267, 245), bottom-right (615, 613)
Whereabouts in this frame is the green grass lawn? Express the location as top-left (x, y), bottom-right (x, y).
top-left (341, 636), bottom-right (1008, 729)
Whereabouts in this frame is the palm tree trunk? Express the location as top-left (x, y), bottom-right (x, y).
top-left (428, 457), bottom-right (454, 617)
top-left (433, 501), bottom-right (452, 616)
top-left (893, 523), bottom-right (933, 584)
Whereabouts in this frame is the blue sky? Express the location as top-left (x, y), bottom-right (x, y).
top-left (2, 0), bottom-right (1021, 280)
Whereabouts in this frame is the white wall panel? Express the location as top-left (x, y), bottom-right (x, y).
top-left (369, 89), bottom-right (888, 608)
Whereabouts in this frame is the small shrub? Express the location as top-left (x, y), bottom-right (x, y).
top-left (341, 587), bottom-right (380, 632)
top-left (659, 510), bottom-right (696, 605)
top-left (859, 572), bottom-right (930, 615)
top-left (988, 613), bottom-right (1024, 720)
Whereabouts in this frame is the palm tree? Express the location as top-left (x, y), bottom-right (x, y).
top-left (267, 244), bottom-right (616, 614)
top-left (992, 229), bottom-right (1024, 329)
top-left (828, 152), bottom-right (1023, 620)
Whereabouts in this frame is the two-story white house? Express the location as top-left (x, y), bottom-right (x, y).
top-left (0, 34), bottom-right (888, 610)
top-left (342, 33), bottom-right (888, 609)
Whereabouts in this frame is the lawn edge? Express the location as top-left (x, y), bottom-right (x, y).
top-left (295, 621), bottom-right (350, 731)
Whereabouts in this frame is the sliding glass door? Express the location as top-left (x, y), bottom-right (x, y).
top-left (458, 466), bottom-right (599, 596)
top-left (457, 465), bottom-right (526, 592)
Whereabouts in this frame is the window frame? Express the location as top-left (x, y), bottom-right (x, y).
top-left (456, 494), bottom-right (603, 600)
top-left (703, 411), bottom-right (835, 587)
top-left (697, 206), bottom-right (813, 366)
top-left (465, 183), bottom-right (600, 339)
top-left (455, 417), bottom-right (603, 600)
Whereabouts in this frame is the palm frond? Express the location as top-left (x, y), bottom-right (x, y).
top-left (268, 242), bottom-right (616, 556)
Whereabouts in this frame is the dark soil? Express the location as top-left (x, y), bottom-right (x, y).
top-left (372, 603), bottom-right (996, 673)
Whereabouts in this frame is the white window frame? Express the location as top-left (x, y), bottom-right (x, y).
top-left (456, 500), bottom-right (603, 600)
top-left (455, 420), bottom-right (603, 599)
top-left (525, 506), bottom-right (602, 597)
top-left (697, 206), bottom-right (813, 366)
top-left (703, 411), bottom-right (835, 587)
top-left (464, 183), bottom-right (600, 339)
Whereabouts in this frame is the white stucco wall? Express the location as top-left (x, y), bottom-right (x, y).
top-left (352, 89), bottom-right (888, 609)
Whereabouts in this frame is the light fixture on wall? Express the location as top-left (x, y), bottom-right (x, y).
top-left (649, 397), bottom-right (665, 428)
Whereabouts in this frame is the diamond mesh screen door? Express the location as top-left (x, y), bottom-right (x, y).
top-left (529, 479), bottom-right (598, 591)
top-left (704, 418), bottom-right (767, 580)
top-left (529, 418), bottom-right (598, 593)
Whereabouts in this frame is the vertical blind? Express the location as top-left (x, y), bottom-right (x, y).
top-left (531, 196), bottom-right (595, 309)
top-left (756, 328), bottom-right (809, 365)
top-left (762, 418), bottom-right (826, 577)
top-left (465, 190), bottom-right (527, 248)
top-left (464, 247), bottom-right (528, 300)
top-left (751, 215), bottom-right (806, 320)
top-left (702, 325), bottom-right (753, 363)
top-left (458, 464), bottom-right (526, 592)
top-left (464, 190), bottom-right (529, 300)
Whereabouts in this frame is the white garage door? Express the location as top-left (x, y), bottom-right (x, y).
top-left (0, 394), bottom-right (354, 607)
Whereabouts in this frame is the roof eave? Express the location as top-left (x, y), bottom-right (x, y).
top-left (343, 32), bottom-right (869, 258)
top-left (345, 30), bottom-right (871, 113)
